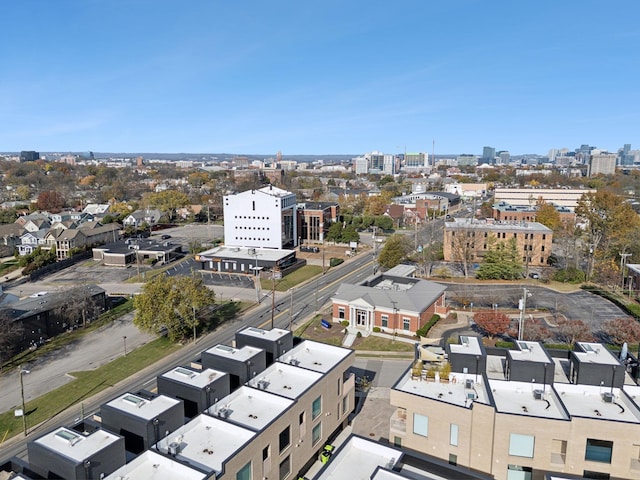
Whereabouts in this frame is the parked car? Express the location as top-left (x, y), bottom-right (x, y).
top-left (160, 234), bottom-right (171, 240)
top-left (529, 272), bottom-right (540, 279)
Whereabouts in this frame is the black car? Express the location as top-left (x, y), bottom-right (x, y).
top-left (160, 234), bottom-right (171, 240)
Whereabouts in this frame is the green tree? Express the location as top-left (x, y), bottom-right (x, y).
top-left (143, 190), bottom-right (190, 222)
top-left (535, 202), bottom-right (561, 231)
top-left (326, 222), bottom-right (344, 242)
top-left (374, 215), bottom-right (394, 231)
top-left (134, 274), bottom-right (216, 342)
top-left (476, 237), bottom-right (523, 280)
top-left (378, 234), bottom-right (413, 269)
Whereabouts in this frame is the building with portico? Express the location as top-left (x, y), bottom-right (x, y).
top-left (331, 273), bottom-right (447, 335)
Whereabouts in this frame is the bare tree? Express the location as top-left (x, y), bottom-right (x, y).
top-left (0, 309), bottom-right (24, 363)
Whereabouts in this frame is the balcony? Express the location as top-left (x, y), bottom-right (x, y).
top-left (389, 408), bottom-right (406, 433)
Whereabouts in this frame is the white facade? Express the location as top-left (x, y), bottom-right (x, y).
top-left (223, 185), bottom-right (297, 249)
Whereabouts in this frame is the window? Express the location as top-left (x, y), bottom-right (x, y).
top-left (413, 413), bottom-right (428, 437)
top-left (449, 454), bottom-right (457, 466)
top-left (585, 438), bottom-right (613, 463)
top-left (338, 307), bottom-right (345, 319)
top-left (541, 245), bottom-right (545, 252)
top-left (393, 436), bottom-right (402, 448)
top-left (279, 426), bottom-right (290, 453)
top-left (337, 377), bottom-right (341, 396)
top-left (542, 234), bottom-right (546, 240)
top-left (312, 396), bottom-right (322, 420)
top-left (403, 318), bottom-right (410, 330)
top-left (582, 471), bottom-right (610, 480)
top-left (312, 423), bottom-right (322, 446)
top-left (299, 412), bottom-right (305, 425)
top-left (279, 456), bottom-right (290, 480)
top-left (507, 465), bottom-right (532, 480)
top-left (509, 433), bottom-right (535, 458)
top-left (381, 315), bottom-right (388, 328)
top-left (450, 424), bottom-right (458, 446)
top-left (236, 461), bottom-right (251, 480)
top-left (263, 445), bottom-right (270, 460)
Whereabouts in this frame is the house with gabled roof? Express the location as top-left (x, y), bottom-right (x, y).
top-left (122, 209), bottom-right (163, 228)
top-left (17, 230), bottom-right (47, 256)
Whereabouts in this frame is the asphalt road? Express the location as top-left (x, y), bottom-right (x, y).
top-left (0, 252), bottom-right (373, 463)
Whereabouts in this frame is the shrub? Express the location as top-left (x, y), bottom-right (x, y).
top-left (495, 341), bottom-right (515, 349)
top-left (372, 326), bottom-right (381, 333)
top-left (416, 314), bottom-right (440, 338)
top-left (552, 267), bottom-right (585, 284)
top-left (329, 257), bottom-right (344, 267)
top-left (356, 331), bottom-right (362, 338)
top-left (341, 320), bottom-right (349, 327)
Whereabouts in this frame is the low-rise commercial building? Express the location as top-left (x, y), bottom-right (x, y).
top-left (331, 273), bottom-right (447, 335)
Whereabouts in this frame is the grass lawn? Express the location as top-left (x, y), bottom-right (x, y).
top-left (352, 335), bottom-right (415, 352)
top-left (0, 336), bottom-right (180, 441)
top-left (261, 265), bottom-right (323, 292)
top-left (0, 261), bottom-right (19, 275)
top-left (295, 317), bottom-right (416, 352)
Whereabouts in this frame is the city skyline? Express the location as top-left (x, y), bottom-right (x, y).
top-left (2, 1), bottom-right (639, 155)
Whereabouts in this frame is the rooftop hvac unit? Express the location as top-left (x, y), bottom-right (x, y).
top-left (168, 442), bottom-right (181, 456)
top-left (603, 392), bottom-right (614, 403)
top-left (257, 379), bottom-right (268, 390)
top-left (465, 379), bottom-right (474, 389)
top-left (217, 407), bottom-right (231, 419)
top-left (466, 392), bottom-right (476, 400)
top-left (289, 357), bottom-right (300, 366)
top-left (533, 389), bottom-right (544, 400)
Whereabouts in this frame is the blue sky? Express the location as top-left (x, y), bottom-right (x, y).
top-left (1, 1), bottom-right (639, 155)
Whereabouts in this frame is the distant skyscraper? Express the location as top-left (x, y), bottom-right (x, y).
top-left (575, 144), bottom-right (594, 164)
top-left (588, 152), bottom-right (616, 176)
top-left (404, 152), bottom-right (427, 168)
top-left (481, 146), bottom-right (495, 165)
top-left (619, 144), bottom-right (633, 166)
top-left (497, 150), bottom-right (510, 165)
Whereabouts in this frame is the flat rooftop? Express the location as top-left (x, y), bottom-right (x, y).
top-left (282, 340), bottom-right (352, 374)
top-left (104, 393), bottom-right (181, 421)
top-left (207, 386), bottom-right (294, 432)
top-left (160, 367), bottom-right (228, 389)
top-left (197, 245), bottom-right (294, 263)
top-left (552, 383), bottom-right (640, 423)
top-left (204, 344), bottom-right (263, 363)
top-left (237, 326), bottom-right (290, 342)
top-left (154, 414), bottom-right (255, 475)
top-left (509, 341), bottom-right (553, 364)
top-left (104, 450), bottom-right (207, 480)
top-left (312, 436), bottom-right (402, 480)
top-left (445, 217), bottom-right (552, 232)
top-left (573, 342), bottom-right (621, 366)
top-left (248, 362), bottom-right (323, 399)
top-left (393, 369), bottom-right (490, 408)
top-left (488, 379), bottom-right (569, 420)
top-left (449, 335), bottom-right (483, 357)
top-left (486, 356), bottom-right (571, 383)
top-left (34, 427), bottom-right (121, 463)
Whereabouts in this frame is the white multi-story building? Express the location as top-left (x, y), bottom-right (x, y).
top-left (223, 185), bottom-right (297, 249)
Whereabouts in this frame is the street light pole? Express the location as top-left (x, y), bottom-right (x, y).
top-left (123, 336), bottom-right (127, 356)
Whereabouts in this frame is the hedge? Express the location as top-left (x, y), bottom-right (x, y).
top-left (416, 314), bottom-right (440, 338)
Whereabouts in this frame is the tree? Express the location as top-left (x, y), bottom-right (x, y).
top-left (522, 319), bottom-right (551, 342)
top-left (0, 309), bottom-right (24, 363)
top-left (576, 190), bottom-right (640, 280)
top-left (134, 275), bottom-right (216, 342)
top-left (473, 311), bottom-right (511, 340)
top-left (37, 190), bottom-right (66, 212)
top-left (374, 215), bottom-right (394, 231)
top-left (602, 318), bottom-right (640, 346)
top-left (476, 237), bottom-right (523, 280)
top-left (448, 225), bottom-right (476, 278)
top-left (535, 202), bottom-right (561, 232)
top-left (554, 318), bottom-right (593, 346)
top-left (377, 234), bottom-right (413, 269)
top-left (54, 286), bottom-right (103, 329)
top-left (325, 222), bottom-right (343, 242)
top-left (143, 190), bottom-right (190, 222)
